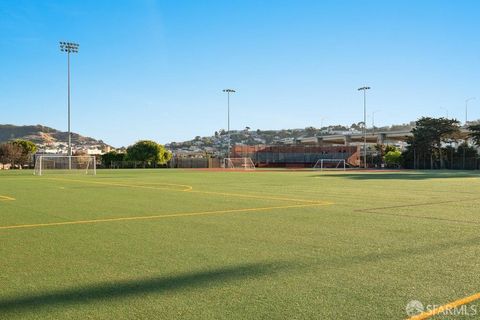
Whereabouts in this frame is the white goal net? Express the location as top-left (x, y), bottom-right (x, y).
top-left (34, 155), bottom-right (96, 176)
top-left (223, 157), bottom-right (255, 170)
top-left (313, 159), bottom-right (346, 171)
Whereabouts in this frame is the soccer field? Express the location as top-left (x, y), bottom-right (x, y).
top-left (1, 169), bottom-right (480, 319)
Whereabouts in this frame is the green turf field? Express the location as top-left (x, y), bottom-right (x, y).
top-left (1, 169), bottom-right (480, 319)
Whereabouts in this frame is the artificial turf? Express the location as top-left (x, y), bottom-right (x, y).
top-left (1, 169), bottom-right (480, 319)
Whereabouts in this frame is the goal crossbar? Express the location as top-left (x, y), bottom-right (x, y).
top-left (313, 159), bottom-right (346, 171)
top-left (34, 155), bottom-right (96, 176)
top-left (223, 157), bottom-right (255, 170)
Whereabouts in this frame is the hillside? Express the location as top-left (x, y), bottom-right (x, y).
top-left (166, 122), bottom-right (415, 154)
top-left (0, 124), bottom-right (110, 147)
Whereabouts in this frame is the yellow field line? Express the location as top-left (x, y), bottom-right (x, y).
top-left (0, 195), bottom-right (15, 201)
top-left (407, 292), bottom-right (480, 320)
top-left (0, 203), bottom-right (330, 231)
top-left (47, 177), bottom-right (325, 205)
top-left (47, 178), bottom-right (193, 192)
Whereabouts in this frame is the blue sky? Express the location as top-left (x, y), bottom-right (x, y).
top-left (1, 0), bottom-right (479, 146)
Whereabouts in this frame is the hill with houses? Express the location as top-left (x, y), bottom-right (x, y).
top-left (0, 124), bottom-right (111, 155)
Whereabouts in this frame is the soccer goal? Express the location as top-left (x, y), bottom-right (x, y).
top-left (224, 157), bottom-right (255, 170)
top-left (34, 155), bottom-right (96, 176)
top-left (313, 159), bottom-right (346, 171)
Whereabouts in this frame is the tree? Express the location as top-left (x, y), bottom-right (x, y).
top-left (12, 139), bottom-right (37, 155)
top-left (468, 124), bottom-right (480, 147)
top-left (350, 122), bottom-right (363, 131)
top-left (0, 143), bottom-right (23, 167)
top-left (126, 140), bottom-right (172, 167)
top-left (305, 126), bottom-right (317, 136)
top-left (406, 117), bottom-right (461, 169)
top-left (101, 151), bottom-right (126, 168)
top-left (374, 144), bottom-right (399, 167)
top-left (385, 145), bottom-right (397, 153)
top-left (384, 150), bottom-right (402, 168)
top-left (373, 144), bottom-right (384, 167)
top-left (10, 139), bottom-right (37, 166)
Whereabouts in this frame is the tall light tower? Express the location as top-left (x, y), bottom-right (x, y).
top-left (465, 97), bottom-right (475, 125)
top-left (222, 89), bottom-right (236, 157)
top-left (59, 41), bottom-right (79, 166)
top-left (371, 110), bottom-right (380, 135)
top-left (320, 117), bottom-right (326, 132)
top-left (463, 97), bottom-right (475, 169)
top-left (358, 86), bottom-right (371, 169)
top-left (319, 117), bottom-right (326, 145)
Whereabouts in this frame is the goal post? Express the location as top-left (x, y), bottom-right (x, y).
top-left (34, 155), bottom-right (96, 176)
top-left (313, 159), bottom-right (346, 171)
top-left (223, 157), bottom-right (255, 170)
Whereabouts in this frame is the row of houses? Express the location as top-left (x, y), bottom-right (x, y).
top-left (36, 142), bottom-right (108, 155)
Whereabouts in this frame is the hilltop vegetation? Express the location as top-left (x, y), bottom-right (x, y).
top-left (0, 124), bottom-right (110, 147)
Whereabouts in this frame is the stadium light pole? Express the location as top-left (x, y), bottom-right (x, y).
top-left (59, 41), bottom-right (79, 169)
top-left (371, 110), bottom-right (380, 135)
top-left (465, 97), bottom-right (475, 125)
top-left (320, 117), bottom-right (326, 132)
top-left (463, 97), bottom-right (475, 169)
top-left (319, 117), bottom-right (326, 145)
top-left (222, 89), bottom-right (236, 157)
top-left (358, 86), bottom-right (371, 169)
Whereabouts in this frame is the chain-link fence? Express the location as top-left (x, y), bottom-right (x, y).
top-left (232, 145), bottom-right (360, 167)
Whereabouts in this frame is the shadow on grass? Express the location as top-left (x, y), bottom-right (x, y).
top-left (310, 171), bottom-right (479, 180)
top-left (0, 262), bottom-right (292, 313)
top-left (326, 235), bottom-right (480, 269)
